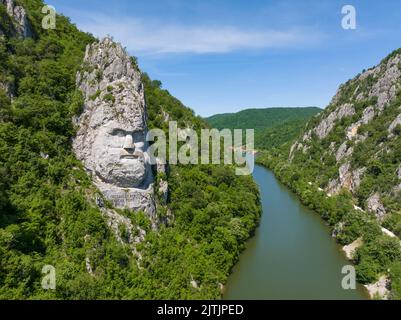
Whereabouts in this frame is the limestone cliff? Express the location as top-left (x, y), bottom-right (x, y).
top-left (290, 50), bottom-right (401, 220)
top-left (73, 38), bottom-right (156, 220)
top-left (0, 0), bottom-right (32, 99)
top-left (1, 0), bottom-right (33, 38)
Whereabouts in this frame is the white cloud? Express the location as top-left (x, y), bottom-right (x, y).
top-left (69, 12), bottom-right (322, 55)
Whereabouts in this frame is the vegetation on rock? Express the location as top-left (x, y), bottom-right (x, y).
top-left (0, 0), bottom-right (261, 299)
top-left (206, 107), bottom-right (321, 150)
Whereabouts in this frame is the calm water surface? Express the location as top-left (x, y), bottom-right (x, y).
top-left (224, 165), bottom-right (368, 300)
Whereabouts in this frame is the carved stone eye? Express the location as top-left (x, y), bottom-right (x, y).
top-left (111, 129), bottom-right (125, 137)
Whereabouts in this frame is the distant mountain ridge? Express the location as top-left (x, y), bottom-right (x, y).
top-left (206, 107), bottom-right (322, 149)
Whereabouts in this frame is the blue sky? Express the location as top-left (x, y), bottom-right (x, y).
top-left (52, 0), bottom-right (401, 117)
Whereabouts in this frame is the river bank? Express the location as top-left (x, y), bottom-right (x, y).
top-left (224, 165), bottom-right (368, 299)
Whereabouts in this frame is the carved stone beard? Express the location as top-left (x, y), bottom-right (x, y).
top-left (74, 116), bottom-right (155, 216)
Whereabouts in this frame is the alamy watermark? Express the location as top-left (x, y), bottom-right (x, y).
top-left (146, 122), bottom-right (255, 176)
top-left (42, 5), bottom-right (56, 30)
top-left (342, 5), bottom-right (357, 30)
top-left (341, 265), bottom-right (356, 290)
top-left (41, 265), bottom-right (56, 290)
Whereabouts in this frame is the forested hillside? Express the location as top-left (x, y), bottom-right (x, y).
top-left (258, 49), bottom-right (401, 299)
top-left (0, 0), bottom-right (261, 299)
top-left (206, 107), bottom-right (321, 149)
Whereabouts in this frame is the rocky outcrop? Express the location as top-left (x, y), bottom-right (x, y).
top-left (289, 103), bottom-right (355, 160)
top-left (101, 208), bottom-right (146, 247)
top-left (356, 55), bottom-right (401, 112)
top-left (335, 141), bottom-right (353, 162)
top-left (0, 81), bottom-right (15, 99)
top-left (291, 52), bottom-right (401, 204)
top-left (155, 157), bottom-right (169, 204)
top-left (367, 192), bottom-right (387, 220)
top-left (388, 113), bottom-right (401, 136)
top-left (73, 38), bottom-right (156, 220)
top-left (326, 163), bottom-right (365, 195)
top-left (315, 103), bottom-right (355, 139)
top-left (369, 55), bottom-right (401, 111)
top-left (1, 0), bottom-right (33, 38)
top-left (364, 275), bottom-right (390, 300)
top-left (342, 238), bottom-right (363, 260)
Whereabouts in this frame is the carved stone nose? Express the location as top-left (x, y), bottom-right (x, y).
top-left (123, 135), bottom-right (135, 150)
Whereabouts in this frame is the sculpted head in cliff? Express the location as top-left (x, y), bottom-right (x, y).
top-left (73, 38), bottom-right (155, 215)
top-left (73, 38), bottom-right (151, 189)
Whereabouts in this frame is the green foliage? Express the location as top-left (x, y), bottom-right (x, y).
top-left (256, 118), bottom-right (316, 150)
top-left (206, 107), bottom-right (322, 149)
top-left (89, 90), bottom-right (101, 101)
top-left (103, 93), bottom-right (115, 104)
top-left (95, 70), bottom-right (103, 82)
top-left (355, 235), bottom-right (401, 284)
top-left (0, 3), bottom-right (14, 36)
top-left (142, 73), bottom-right (206, 130)
top-left (383, 213), bottom-right (401, 238)
top-left (140, 73), bottom-right (261, 299)
top-left (255, 46), bottom-right (401, 298)
top-left (390, 262), bottom-right (401, 300)
top-left (0, 0), bottom-right (261, 300)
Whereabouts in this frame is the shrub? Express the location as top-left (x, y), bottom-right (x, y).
top-left (103, 93), bottom-right (115, 104)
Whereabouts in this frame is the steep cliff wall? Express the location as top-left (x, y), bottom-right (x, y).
top-left (0, 0), bottom-right (33, 38)
top-left (290, 50), bottom-right (401, 220)
top-left (73, 38), bottom-right (156, 219)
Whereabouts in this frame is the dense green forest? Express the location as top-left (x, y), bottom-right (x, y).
top-left (0, 0), bottom-right (261, 299)
top-left (206, 107), bottom-right (321, 150)
top-left (256, 49), bottom-right (401, 299)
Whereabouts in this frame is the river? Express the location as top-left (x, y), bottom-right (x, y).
top-left (224, 165), bottom-right (368, 300)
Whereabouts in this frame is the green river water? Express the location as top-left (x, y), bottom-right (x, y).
top-left (224, 165), bottom-right (368, 300)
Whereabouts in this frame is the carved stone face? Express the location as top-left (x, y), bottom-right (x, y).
top-left (92, 120), bottom-right (148, 188)
top-left (73, 37), bottom-right (153, 195)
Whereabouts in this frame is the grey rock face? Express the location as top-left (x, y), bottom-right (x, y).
top-left (358, 66), bottom-right (381, 82)
top-left (315, 104), bottom-right (355, 139)
top-left (158, 180), bottom-right (169, 204)
top-left (73, 38), bottom-right (156, 218)
top-left (397, 164), bottom-right (401, 180)
top-left (361, 106), bottom-right (376, 124)
top-left (326, 163), bottom-right (365, 195)
top-left (388, 113), bottom-right (401, 135)
top-left (356, 55), bottom-right (401, 111)
top-left (101, 207), bottom-right (146, 246)
top-left (290, 103), bottom-right (355, 160)
top-left (367, 192), bottom-right (387, 220)
top-left (155, 157), bottom-right (169, 204)
top-left (369, 55), bottom-right (401, 111)
top-left (346, 106), bottom-right (376, 140)
top-left (1, 0), bottom-right (33, 38)
top-left (0, 81), bottom-right (15, 99)
top-left (335, 141), bottom-right (353, 162)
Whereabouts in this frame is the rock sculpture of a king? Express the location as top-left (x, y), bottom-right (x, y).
top-left (73, 38), bottom-right (156, 219)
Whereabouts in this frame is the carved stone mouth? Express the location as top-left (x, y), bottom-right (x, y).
top-left (120, 154), bottom-right (137, 159)
top-left (120, 150), bottom-right (144, 159)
